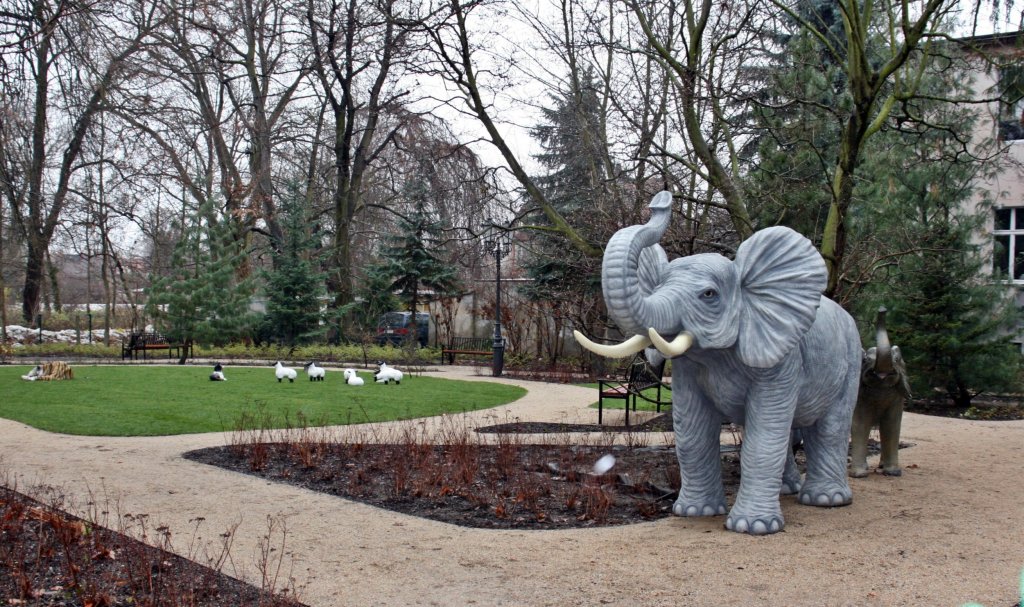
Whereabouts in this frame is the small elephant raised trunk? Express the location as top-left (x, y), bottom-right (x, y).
top-left (850, 307), bottom-right (911, 478)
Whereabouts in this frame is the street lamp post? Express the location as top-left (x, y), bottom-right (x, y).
top-left (484, 225), bottom-right (511, 377)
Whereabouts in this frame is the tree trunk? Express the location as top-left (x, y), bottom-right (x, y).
top-left (22, 240), bottom-right (45, 325)
top-left (0, 196), bottom-right (6, 341)
top-left (45, 249), bottom-right (61, 313)
top-left (102, 238), bottom-right (112, 346)
top-left (329, 191), bottom-right (354, 315)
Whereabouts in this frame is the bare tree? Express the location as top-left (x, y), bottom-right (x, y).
top-left (423, 0), bottom-right (601, 257)
top-left (0, 0), bottom-right (161, 323)
top-left (771, 0), bottom-right (962, 295)
top-left (305, 0), bottom-right (425, 312)
top-left (113, 0), bottom-right (311, 272)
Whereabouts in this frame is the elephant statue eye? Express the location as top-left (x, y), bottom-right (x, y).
top-left (701, 289), bottom-right (718, 299)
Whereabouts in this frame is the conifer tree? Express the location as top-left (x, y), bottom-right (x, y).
top-left (522, 70), bottom-right (607, 327)
top-left (373, 175), bottom-right (459, 345)
top-left (848, 61), bottom-right (1021, 407)
top-left (145, 200), bottom-right (256, 362)
top-left (748, 19), bottom-right (1021, 406)
top-left (259, 186), bottom-right (327, 347)
top-left (343, 264), bottom-right (401, 340)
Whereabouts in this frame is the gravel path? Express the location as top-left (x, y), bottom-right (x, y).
top-left (1, 365), bottom-right (1022, 607)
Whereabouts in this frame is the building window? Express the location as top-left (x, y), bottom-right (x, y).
top-left (999, 65), bottom-right (1024, 141)
top-left (992, 208), bottom-right (1024, 280)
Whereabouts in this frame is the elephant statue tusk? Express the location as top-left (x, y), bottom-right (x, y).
top-left (648, 329), bottom-right (694, 358)
top-left (573, 331), bottom-right (652, 358)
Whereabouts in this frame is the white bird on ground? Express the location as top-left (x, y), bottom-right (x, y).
top-left (304, 361), bottom-right (326, 381)
top-left (274, 361), bottom-right (297, 383)
top-left (374, 361), bottom-right (403, 384)
top-left (343, 368), bottom-right (364, 386)
top-left (210, 362), bottom-right (226, 381)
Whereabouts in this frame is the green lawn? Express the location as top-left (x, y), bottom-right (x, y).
top-left (0, 365), bottom-right (526, 436)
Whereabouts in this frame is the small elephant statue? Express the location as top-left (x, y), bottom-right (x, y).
top-left (575, 192), bottom-right (862, 535)
top-left (850, 307), bottom-right (910, 478)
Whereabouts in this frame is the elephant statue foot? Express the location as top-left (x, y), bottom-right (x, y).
top-left (672, 499), bottom-right (727, 517)
top-left (849, 465), bottom-right (870, 479)
top-left (797, 482), bottom-right (853, 507)
top-left (725, 512), bottom-right (784, 535)
top-left (780, 476), bottom-right (802, 495)
top-left (849, 461), bottom-right (902, 478)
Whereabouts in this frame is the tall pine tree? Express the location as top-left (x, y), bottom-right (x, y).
top-left (259, 185), bottom-right (326, 347)
top-left (372, 174), bottom-right (459, 346)
top-left (523, 70), bottom-right (609, 335)
top-left (145, 200), bottom-right (256, 362)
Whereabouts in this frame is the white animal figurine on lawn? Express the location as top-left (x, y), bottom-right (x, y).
top-left (343, 368), bottom-right (364, 386)
top-left (274, 361), bottom-right (297, 383)
top-left (304, 361), bottom-right (326, 381)
top-left (210, 362), bottom-right (226, 381)
top-left (374, 361), bottom-right (403, 384)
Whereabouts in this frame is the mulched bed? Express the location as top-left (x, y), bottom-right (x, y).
top-left (0, 488), bottom-right (305, 606)
top-left (475, 412), bottom-right (675, 434)
top-left (185, 442), bottom-right (715, 530)
top-left (905, 398), bottom-right (1024, 421)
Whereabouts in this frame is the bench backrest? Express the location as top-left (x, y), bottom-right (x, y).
top-left (627, 360), bottom-right (662, 390)
top-left (448, 336), bottom-right (500, 350)
top-left (126, 332), bottom-right (171, 346)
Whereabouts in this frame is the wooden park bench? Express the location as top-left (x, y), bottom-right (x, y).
top-left (440, 336), bottom-right (502, 364)
top-left (597, 355), bottom-right (671, 426)
top-left (121, 332), bottom-right (191, 361)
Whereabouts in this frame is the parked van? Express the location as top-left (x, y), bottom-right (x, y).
top-left (376, 312), bottom-right (430, 347)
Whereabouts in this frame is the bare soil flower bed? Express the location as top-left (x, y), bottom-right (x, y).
top-left (474, 412), bottom-right (675, 434)
top-left (0, 487), bottom-right (304, 606)
top-left (905, 398), bottom-right (1024, 421)
top-left (184, 436), bottom-right (733, 530)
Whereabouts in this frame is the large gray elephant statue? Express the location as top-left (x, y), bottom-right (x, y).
top-left (849, 307), bottom-right (910, 478)
top-left (574, 192), bottom-right (862, 535)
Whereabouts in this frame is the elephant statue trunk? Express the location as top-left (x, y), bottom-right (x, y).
top-left (601, 191), bottom-right (673, 339)
top-left (873, 307), bottom-right (894, 377)
top-left (850, 306), bottom-right (911, 478)
top-left (573, 191), bottom-right (694, 359)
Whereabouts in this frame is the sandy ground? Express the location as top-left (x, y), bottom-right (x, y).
top-left (1, 365), bottom-right (1023, 607)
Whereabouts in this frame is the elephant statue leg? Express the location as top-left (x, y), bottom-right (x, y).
top-left (725, 413), bottom-right (791, 534)
top-left (849, 401), bottom-right (874, 478)
top-left (671, 369), bottom-right (727, 517)
top-left (878, 401), bottom-right (904, 476)
top-left (798, 405), bottom-right (855, 506)
top-left (781, 430), bottom-right (803, 495)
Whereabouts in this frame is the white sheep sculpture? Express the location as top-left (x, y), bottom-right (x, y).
top-left (304, 361), bottom-right (326, 381)
top-left (374, 361), bottom-right (403, 384)
top-left (210, 363), bottom-right (227, 381)
top-left (343, 368), bottom-right (364, 386)
top-left (274, 361), bottom-right (297, 383)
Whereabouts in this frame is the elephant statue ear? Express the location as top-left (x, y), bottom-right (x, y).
top-left (637, 244), bottom-right (669, 296)
top-left (734, 226), bottom-right (827, 368)
top-left (891, 345), bottom-right (913, 398)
